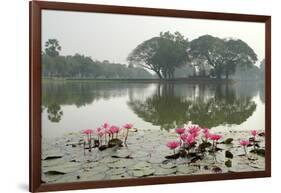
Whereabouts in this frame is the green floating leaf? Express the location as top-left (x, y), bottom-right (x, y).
top-left (225, 150), bottom-right (234, 159)
top-left (132, 168), bottom-right (155, 177)
top-left (212, 166), bottom-right (222, 173)
top-left (250, 149), bottom-right (265, 157)
top-left (44, 170), bottom-right (65, 175)
top-left (98, 145), bottom-right (108, 151)
top-left (165, 153), bottom-right (180, 160)
top-left (223, 138), bottom-right (234, 144)
top-left (198, 141), bottom-right (212, 151)
top-left (108, 138), bottom-right (123, 148)
top-left (225, 159), bottom-right (232, 167)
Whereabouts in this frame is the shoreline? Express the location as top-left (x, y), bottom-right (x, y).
top-left (43, 77), bottom-right (234, 83)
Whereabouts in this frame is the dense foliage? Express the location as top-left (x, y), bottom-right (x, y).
top-left (42, 40), bottom-right (153, 79)
top-left (127, 32), bottom-right (189, 79)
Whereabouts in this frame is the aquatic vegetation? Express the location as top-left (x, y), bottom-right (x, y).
top-left (166, 124), bottom-right (265, 165)
top-left (251, 129), bottom-right (258, 150)
top-left (43, 127), bottom-right (266, 183)
top-left (251, 130), bottom-right (258, 138)
top-left (175, 128), bottom-right (185, 135)
top-left (166, 140), bottom-right (180, 155)
top-left (209, 134), bottom-right (222, 151)
top-left (202, 128), bottom-right (211, 140)
top-left (240, 140), bottom-right (250, 155)
top-left (80, 123), bottom-right (134, 152)
top-left (123, 123), bottom-right (134, 144)
top-left (82, 129), bottom-right (94, 152)
top-left (165, 125), bottom-right (224, 161)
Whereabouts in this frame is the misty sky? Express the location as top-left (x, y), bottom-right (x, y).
top-left (42, 10), bottom-right (265, 66)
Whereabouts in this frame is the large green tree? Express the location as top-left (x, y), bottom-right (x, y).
top-left (189, 35), bottom-right (258, 79)
top-left (44, 39), bottom-right (62, 57)
top-left (127, 31), bottom-right (189, 79)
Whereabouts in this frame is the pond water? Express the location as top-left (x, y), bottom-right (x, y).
top-left (42, 80), bottom-right (265, 139)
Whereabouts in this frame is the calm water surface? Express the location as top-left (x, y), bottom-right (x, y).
top-left (42, 81), bottom-right (265, 139)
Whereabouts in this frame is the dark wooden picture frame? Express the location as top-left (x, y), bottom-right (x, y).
top-left (30, 1), bottom-right (271, 192)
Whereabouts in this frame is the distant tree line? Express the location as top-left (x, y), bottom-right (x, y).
top-left (42, 34), bottom-right (265, 80)
top-left (42, 39), bottom-right (153, 79)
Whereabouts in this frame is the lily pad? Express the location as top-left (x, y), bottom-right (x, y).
top-left (85, 164), bottom-right (109, 173)
top-left (223, 138), bottom-right (234, 144)
top-left (42, 158), bottom-right (65, 167)
top-left (211, 166), bottom-right (223, 173)
top-left (177, 165), bottom-right (198, 174)
top-left (147, 156), bottom-right (165, 164)
top-left (109, 173), bottom-right (130, 180)
top-left (109, 159), bottom-right (134, 168)
top-left (108, 138), bottom-right (123, 148)
top-left (106, 168), bottom-right (127, 175)
top-left (130, 161), bottom-right (152, 170)
top-left (82, 172), bottom-right (106, 181)
top-left (154, 167), bottom-right (176, 176)
top-left (132, 168), bottom-right (155, 177)
top-left (112, 149), bottom-right (132, 158)
top-left (248, 162), bottom-right (264, 169)
top-left (44, 162), bottom-right (81, 174)
top-left (250, 149), bottom-right (265, 157)
top-left (228, 163), bottom-right (253, 172)
top-left (198, 142), bottom-right (212, 151)
top-left (160, 162), bottom-right (176, 169)
top-left (225, 150), bottom-right (234, 159)
top-left (225, 159), bottom-right (232, 167)
top-left (101, 157), bottom-right (119, 164)
top-left (165, 153), bottom-right (180, 160)
top-left (42, 172), bottom-right (64, 183)
top-left (98, 145), bottom-right (108, 151)
top-left (44, 170), bottom-right (65, 175)
top-left (42, 151), bottom-right (64, 160)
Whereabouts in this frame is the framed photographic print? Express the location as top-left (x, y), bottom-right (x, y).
top-left (30, 1), bottom-right (271, 192)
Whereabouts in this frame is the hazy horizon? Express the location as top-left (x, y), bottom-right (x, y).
top-left (42, 10), bottom-right (265, 67)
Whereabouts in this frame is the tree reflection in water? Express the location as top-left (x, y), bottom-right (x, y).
top-left (128, 82), bottom-right (257, 130)
top-left (46, 103), bottom-right (63, 123)
top-left (42, 80), bottom-right (262, 127)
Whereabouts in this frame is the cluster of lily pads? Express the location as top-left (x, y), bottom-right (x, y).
top-left (166, 125), bottom-right (265, 161)
top-left (81, 123), bottom-right (134, 152)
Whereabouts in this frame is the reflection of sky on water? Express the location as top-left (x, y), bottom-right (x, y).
top-left (212, 95), bottom-right (264, 132)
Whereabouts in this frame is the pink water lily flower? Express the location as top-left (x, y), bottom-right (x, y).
top-left (240, 140), bottom-right (250, 155)
top-left (123, 123), bottom-right (133, 144)
top-left (123, 123), bottom-right (133, 129)
top-left (240, 140), bottom-right (250, 147)
top-left (209, 134), bottom-right (222, 141)
top-left (203, 128), bottom-right (211, 140)
top-left (251, 130), bottom-right (258, 137)
top-left (166, 140), bottom-right (180, 155)
top-left (96, 127), bottom-right (102, 132)
top-left (175, 128), bottom-right (185, 135)
top-left (180, 133), bottom-right (188, 141)
top-left (166, 140), bottom-right (180, 150)
top-left (97, 130), bottom-right (105, 137)
top-left (82, 129), bottom-right (94, 135)
top-left (184, 134), bottom-right (195, 145)
top-left (109, 125), bottom-right (120, 133)
top-left (103, 122), bottom-right (110, 129)
top-left (188, 126), bottom-right (201, 136)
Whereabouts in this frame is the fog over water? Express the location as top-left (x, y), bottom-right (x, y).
top-left (42, 10), bottom-right (265, 66)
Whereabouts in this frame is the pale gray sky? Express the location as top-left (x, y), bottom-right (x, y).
top-left (42, 10), bottom-right (265, 66)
